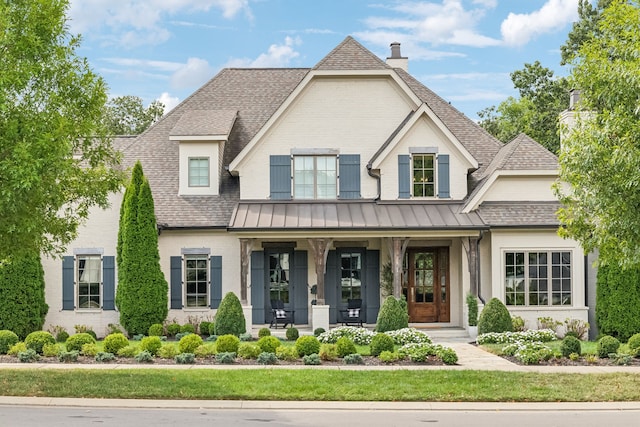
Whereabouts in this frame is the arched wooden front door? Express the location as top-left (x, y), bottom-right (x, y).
top-left (403, 248), bottom-right (450, 323)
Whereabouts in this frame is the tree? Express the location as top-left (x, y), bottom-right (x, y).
top-left (560, 0), bottom-right (615, 65)
top-left (0, 252), bottom-right (48, 339)
top-left (0, 0), bottom-right (123, 260)
top-left (116, 162), bottom-right (168, 335)
top-left (556, 1), bottom-right (640, 267)
top-left (103, 96), bottom-right (165, 135)
top-left (595, 263), bottom-right (640, 342)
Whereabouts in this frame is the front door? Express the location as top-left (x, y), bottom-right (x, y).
top-left (403, 248), bottom-right (450, 322)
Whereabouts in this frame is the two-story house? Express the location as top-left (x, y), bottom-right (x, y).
top-left (41, 37), bottom-right (587, 335)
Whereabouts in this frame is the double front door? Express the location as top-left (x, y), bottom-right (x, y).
top-left (403, 248), bottom-right (450, 323)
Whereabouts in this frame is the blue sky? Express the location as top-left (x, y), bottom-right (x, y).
top-left (68, 0), bottom-right (581, 120)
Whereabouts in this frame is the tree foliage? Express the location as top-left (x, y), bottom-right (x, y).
top-left (560, 0), bottom-right (615, 65)
top-left (0, 0), bottom-right (123, 259)
top-left (103, 96), bottom-right (164, 135)
top-left (556, 1), bottom-right (640, 266)
top-left (115, 162), bottom-right (168, 335)
top-left (0, 253), bottom-right (48, 339)
top-left (595, 263), bottom-right (640, 342)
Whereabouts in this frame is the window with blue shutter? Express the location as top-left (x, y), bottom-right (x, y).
top-left (210, 255), bottom-right (222, 309)
top-left (437, 154), bottom-right (450, 198)
top-left (339, 154), bottom-right (360, 199)
top-left (170, 256), bottom-right (183, 309)
top-left (270, 155), bottom-right (291, 200)
top-left (62, 256), bottom-right (75, 310)
top-left (102, 256), bottom-right (115, 310)
top-left (398, 155), bottom-right (410, 199)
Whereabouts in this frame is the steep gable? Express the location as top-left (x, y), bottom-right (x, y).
top-left (313, 36), bottom-right (391, 71)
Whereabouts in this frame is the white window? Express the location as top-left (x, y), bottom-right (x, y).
top-left (293, 155), bottom-right (337, 199)
top-left (185, 255), bottom-right (208, 307)
top-left (188, 157), bottom-right (209, 187)
top-left (505, 251), bottom-right (572, 306)
top-left (412, 154), bottom-right (435, 197)
top-left (77, 255), bottom-right (101, 309)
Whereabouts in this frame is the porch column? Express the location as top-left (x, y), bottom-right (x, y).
top-left (468, 237), bottom-right (479, 296)
top-left (307, 238), bottom-right (333, 305)
top-left (389, 237), bottom-right (410, 298)
top-left (239, 238), bottom-right (254, 305)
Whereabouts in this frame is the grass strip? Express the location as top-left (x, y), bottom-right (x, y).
top-left (2, 369), bottom-right (640, 402)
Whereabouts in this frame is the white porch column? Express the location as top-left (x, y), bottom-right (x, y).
top-left (312, 304), bottom-right (330, 332)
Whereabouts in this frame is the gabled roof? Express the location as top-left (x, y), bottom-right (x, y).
top-left (477, 201), bottom-right (561, 228)
top-left (313, 36), bottom-right (391, 71)
top-left (170, 109), bottom-right (237, 139)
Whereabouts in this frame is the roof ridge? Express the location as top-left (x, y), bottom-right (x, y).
top-left (313, 36), bottom-right (391, 70)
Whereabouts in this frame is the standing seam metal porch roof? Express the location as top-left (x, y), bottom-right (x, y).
top-left (229, 201), bottom-right (487, 231)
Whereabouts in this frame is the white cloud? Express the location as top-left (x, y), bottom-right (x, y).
top-left (501, 0), bottom-right (579, 46)
top-left (170, 57), bottom-right (215, 89)
top-left (102, 58), bottom-right (184, 72)
top-left (225, 37), bottom-right (302, 68)
top-left (158, 92), bottom-right (181, 113)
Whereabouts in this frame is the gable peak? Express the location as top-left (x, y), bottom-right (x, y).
top-left (313, 36), bottom-right (391, 71)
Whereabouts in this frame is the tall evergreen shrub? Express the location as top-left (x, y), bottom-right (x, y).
top-left (477, 298), bottom-right (513, 335)
top-left (214, 292), bottom-right (246, 336)
top-left (116, 162), bottom-right (168, 335)
top-left (375, 296), bottom-right (409, 332)
top-left (0, 253), bottom-right (48, 339)
top-left (596, 263), bottom-right (640, 342)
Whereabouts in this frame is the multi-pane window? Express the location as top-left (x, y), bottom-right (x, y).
top-left (188, 157), bottom-right (209, 187)
top-left (293, 156), bottom-right (337, 199)
top-left (340, 252), bottom-right (362, 302)
top-left (269, 252), bottom-right (290, 303)
top-left (78, 255), bottom-right (101, 309)
top-left (185, 255), bottom-right (208, 307)
top-left (505, 251), bottom-right (572, 306)
top-left (412, 154), bottom-right (435, 197)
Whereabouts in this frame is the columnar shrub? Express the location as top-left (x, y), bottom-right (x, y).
top-left (370, 333), bottom-right (395, 357)
top-left (215, 334), bottom-right (240, 353)
top-left (214, 292), bottom-right (246, 336)
top-left (178, 333), bottom-right (204, 354)
top-left (0, 330), bottom-right (19, 354)
top-left (596, 263), bottom-right (640, 342)
top-left (140, 336), bottom-right (163, 356)
top-left (65, 333), bottom-right (96, 352)
top-left (560, 335), bottom-right (582, 358)
top-left (477, 298), bottom-right (514, 335)
top-left (0, 252), bottom-right (48, 340)
top-left (103, 333), bottom-right (129, 354)
top-left (597, 335), bottom-right (620, 358)
top-left (466, 293), bottom-right (478, 327)
top-left (24, 331), bottom-right (56, 354)
top-left (375, 297), bottom-right (409, 332)
top-left (335, 337), bottom-right (356, 358)
top-left (295, 335), bottom-right (320, 357)
top-left (257, 335), bottom-right (281, 353)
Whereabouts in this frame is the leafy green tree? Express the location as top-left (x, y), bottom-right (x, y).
top-left (103, 96), bottom-right (165, 135)
top-left (116, 162), bottom-right (168, 335)
top-left (0, 0), bottom-right (122, 259)
top-left (560, 0), bottom-right (615, 65)
top-left (556, 1), bottom-right (640, 267)
top-left (0, 252), bottom-right (48, 339)
top-left (595, 263), bottom-right (640, 342)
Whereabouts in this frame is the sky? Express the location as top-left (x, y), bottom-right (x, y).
top-left (67, 0), bottom-right (582, 121)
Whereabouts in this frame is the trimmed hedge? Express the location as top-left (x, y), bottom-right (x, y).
top-left (375, 297), bottom-right (409, 332)
top-left (478, 298), bottom-right (514, 335)
top-left (596, 263), bottom-right (640, 342)
top-left (214, 292), bottom-right (246, 336)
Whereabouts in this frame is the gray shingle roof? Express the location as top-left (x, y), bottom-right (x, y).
top-left (170, 109), bottom-right (237, 137)
top-left (313, 36), bottom-right (391, 71)
top-left (476, 201), bottom-right (561, 227)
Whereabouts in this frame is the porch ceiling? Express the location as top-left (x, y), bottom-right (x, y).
top-left (229, 201), bottom-right (487, 231)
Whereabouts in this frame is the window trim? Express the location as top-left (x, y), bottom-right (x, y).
top-left (411, 153), bottom-right (437, 198)
top-left (184, 254), bottom-right (209, 309)
top-left (293, 155), bottom-right (337, 200)
top-left (188, 157), bottom-right (210, 188)
top-left (76, 254), bottom-right (102, 310)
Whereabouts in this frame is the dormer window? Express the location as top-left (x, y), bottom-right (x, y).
top-left (398, 148), bottom-right (449, 199)
top-left (189, 157), bottom-right (210, 187)
top-left (293, 155), bottom-right (337, 199)
top-left (412, 154), bottom-right (435, 197)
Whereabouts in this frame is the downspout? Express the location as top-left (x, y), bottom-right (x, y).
top-left (476, 230), bottom-right (486, 304)
top-left (366, 162), bottom-right (381, 201)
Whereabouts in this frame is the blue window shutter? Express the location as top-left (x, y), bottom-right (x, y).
top-left (437, 154), bottom-right (450, 198)
top-left (102, 256), bottom-right (115, 310)
top-left (250, 251), bottom-right (265, 323)
top-left (292, 250), bottom-right (308, 324)
top-left (339, 154), bottom-right (360, 199)
top-left (170, 256), bottom-right (182, 309)
top-left (210, 255), bottom-right (222, 309)
top-left (270, 155), bottom-right (291, 200)
top-left (365, 250), bottom-right (380, 323)
top-left (62, 256), bottom-right (75, 310)
top-left (398, 155), bottom-right (410, 199)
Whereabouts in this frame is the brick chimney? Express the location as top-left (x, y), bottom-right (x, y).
top-left (386, 42), bottom-right (408, 71)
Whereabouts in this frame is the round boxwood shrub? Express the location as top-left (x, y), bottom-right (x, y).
top-left (314, 328), bottom-right (326, 337)
top-left (597, 335), bottom-right (620, 358)
top-left (257, 335), bottom-right (281, 353)
top-left (199, 321), bottom-right (212, 336)
top-left (370, 333), bottom-right (395, 357)
top-left (56, 330), bottom-right (69, 343)
top-left (24, 331), bottom-right (56, 354)
top-left (180, 324), bottom-right (196, 334)
top-left (238, 342), bottom-right (261, 359)
top-left (215, 334), bottom-right (240, 353)
top-left (140, 336), bottom-right (163, 356)
top-left (258, 327), bottom-right (271, 338)
top-left (286, 327), bottom-right (299, 341)
top-left (375, 297), bottom-right (409, 332)
top-left (178, 333), bottom-right (204, 354)
top-left (336, 336), bottom-right (357, 357)
top-left (0, 330), bottom-right (19, 354)
top-left (214, 292), bottom-right (246, 337)
top-left (148, 323), bottom-right (164, 337)
top-left (103, 333), bottom-right (130, 354)
top-left (477, 298), bottom-right (514, 335)
top-left (560, 335), bottom-right (582, 358)
top-left (295, 335), bottom-right (320, 357)
top-left (65, 333), bottom-right (96, 352)
top-left (627, 333), bottom-right (640, 353)
top-left (166, 323), bottom-right (180, 337)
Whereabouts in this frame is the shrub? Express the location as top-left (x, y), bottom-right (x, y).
top-left (375, 297), bottom-right (409, 332)
top-left (214, 292), bottom-right (246, 336)
top-left (257, 336), bottom-right (281, 353)
top-left (597, 335), bottom-right (620, 358)
top-left (398, 343), bottom-right (438, 362)
top-left (103, 333), bottom-right (129, 354)
top-left (295, 335), bottom-right (320, 357)
top-left (56, 331), bottom-right (69, 343)
top-left (343, 353), bottom-right (364, 365)
top-left (166, 323), bottom-right (181, 337)
top-left (379, 350), bottom-right (399, 363)
top-left (466, 293), bottom-right (478, 326)
top-left (510, 342), bottom-right (553, 365)
top-left (257, 352), bottom-right (278, 365)
top-left (81, 343), bottom-right (99, 357)
top-left (86, 330), bottom-right (98, 341)
top-left (628, 333), bottom-right (640, 353)
top-left (303, 353), bottom-right (321, 365)
top-left (477, 298), bottom-right (513, 335)
top-left (569, 352), bottom-right (580, 361)
top-left (194, 343), bottom-right (217, 358)
top-left (208, 323), bottom-right (216, 336)
top-left (335, 337), bottom-right (357, 358)
top-left (286, 327), bottom-right (299, 341)
top-left (370, 333), bottom-right (395, 357)
top-left (239, 332), bottom-right (252, 341)
top-left (42, 343), bottom-right (61, 357)
top-left (199, 321), bottom-right (212, 336)
top-left (140, 336), bottom-right (163, 356)
top-left (386, 328), bottom-right (431, 345)
top-left (148, 323), bottom-right (164, 337)
top-left (135, 350), bottom-right (154, 363)
top-left (158, 344), bottom-right (179, 359)
top-left (317, 326), bottom-right (375, 345)
top-left (564, 318), bottom-right (589, 340)
top-left (511, 316), bottom-right (526, 332)
top-left (8, 342), bottom-right (27, 356)
top-left (437, 347), bottom-right (458, 365)
top-left (180, 324), bottom-right (196, 334)
top-left (65, 333), bottom-right (96, 352)
top-left (319, 343), bottom-right (338, 361)
top-left (55, 350), bottom-right (77, 363)
top-left (216, 352), bottom-right (236, 364)
top-left (216, 334), bottom-right (240, 353)
top-left (560, 335), bottom-right (582, 358)
top-left (238, 343), bottom-right (261, 359)
top-left (95, 352), bottom-right (116, 363)
top-left (175, 332), bottom-right (191, 341)
top-left (25, 331), bottom-right (56, 354)
top-left (18, 349), bottom-right (39, 363)
top-left (537, 317), bottom-right (562, 334)
top-left (314, 328), bottom-right (325, 337)
top-left (596, 262), bottom-right (640, 342)
top-left (476, 329), bottom-right (556, 344)
top-left (132, 334), bottom-right (144, 341)
top-left (178, 333), bottom-right (204, 354)
top-left (175, 353), bottom-right (195, 364)
top-left (117, 345), bottom-right (138, 358)
top-left (276, 345), bottom-right (298, 361)
top-left (258, 327), bottom-right (271, 338)
top-left (0, 330), bottom-right (19, 354)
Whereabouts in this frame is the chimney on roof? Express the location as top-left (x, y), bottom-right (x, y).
top-left (386, 42), bottom-right (408, 71)
top-left (569, 89), bottom-right (581, 110)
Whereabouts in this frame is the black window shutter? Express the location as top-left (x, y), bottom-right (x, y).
top-left (102, 256), bottom-right (115, 310)
top-left (170, 256), bottom-right (183, 309)
top-left (209, 255), bottom-right (222, 309)
top-left (62, 256), bottom-right (75, 310)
